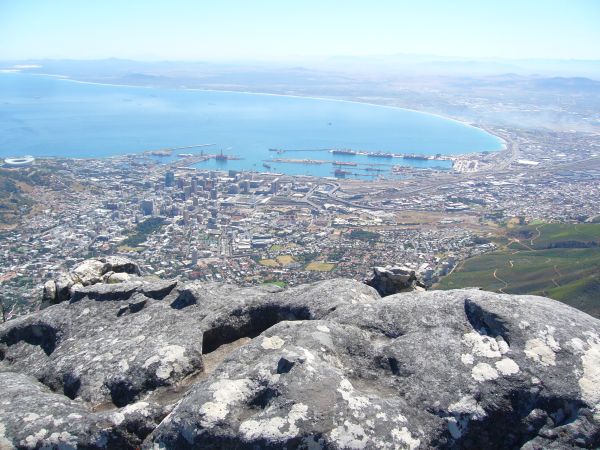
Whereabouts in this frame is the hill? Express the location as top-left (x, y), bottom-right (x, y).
top-left (437, 223), bottom-right (600, 318)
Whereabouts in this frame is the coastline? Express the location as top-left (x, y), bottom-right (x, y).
top-left (11, 71), bottom-right (506, 152)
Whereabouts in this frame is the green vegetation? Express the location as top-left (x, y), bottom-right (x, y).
top-left (121, 217), bottom-right (166, 247)
top-left (348, 229), bottom-right (380, 242)
top-left (438, 223), bottom-right (600, 318)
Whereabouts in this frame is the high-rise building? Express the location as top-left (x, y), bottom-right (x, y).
top-left (165, 171), bottom-right (175, 187)
top-left (140, 200), bottom-right (154, 216)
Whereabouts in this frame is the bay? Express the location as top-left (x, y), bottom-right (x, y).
top-left (0, 72), bottom-right (503, 178)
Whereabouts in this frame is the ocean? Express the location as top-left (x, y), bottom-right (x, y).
top-left (0, 72), bottom-right (503, 178)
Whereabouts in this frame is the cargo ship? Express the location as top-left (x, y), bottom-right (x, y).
top-left (333, 161), bottom-right (357, 166)
top-left (367, 152), bottom-right (394, 158)
top-left (215, 150), bottom-right (228, 161)
top-left (331, 149), bottom-right (357, 155)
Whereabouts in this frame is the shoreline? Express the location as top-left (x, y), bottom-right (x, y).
top-left (11, 71), bottom-right (506, 151)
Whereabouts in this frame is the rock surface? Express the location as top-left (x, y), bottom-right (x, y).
top-left (365, 265), bottom-right (426, 296)
top-left (41, 256), bottom-right (143, 306)
top-left (1, 260), bottom-right (600, 449)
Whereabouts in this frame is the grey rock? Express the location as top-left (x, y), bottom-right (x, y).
top-left (40, 257), bottom-right (142, 305)
top-left (0, 370), bottom-right (166, 449)
top-left (139, 279), bottom-right (178, 300)
top-left (147, 288), bottom-right (600, 449)
top-left (366, 265), bottom-right (426, 296)
top-left (103, 256), bottom-right (142, 276)
top-left (1, 293), bottom-right (204, 408)
top-left (71, 259), bottom-right (107, 286)
top-left (70, 281), bottom-right (142, 302)
top-left (41, 280), bottom-right (56, 305)
top-left (2, 274), bottom-right (600, 449)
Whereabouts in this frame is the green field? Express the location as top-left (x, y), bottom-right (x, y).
top-left (438, 223), bottom-right (600, 319)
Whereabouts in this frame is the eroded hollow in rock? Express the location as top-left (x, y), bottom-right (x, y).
top-left (201, 304), bottom-right (311, 354)
top-left (0, 322), bottom-right (59, 356)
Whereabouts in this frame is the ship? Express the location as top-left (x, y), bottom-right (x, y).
top-left (367, 152), bottom-right (394, 158)
top-left (148, 149), bottom-right (173, 157)
top-left (333, 161), bottom-right (357, 166)
top-left (403, 154), bottom-right (429, 160)
top-left (334, 168), bottom-right (351, 177)
top-left (215, 150), bottom-right (228, 161)
top-left (331, 149), bottom-right (357, 155)
top-left (263, 162), bottom-right (272, 169)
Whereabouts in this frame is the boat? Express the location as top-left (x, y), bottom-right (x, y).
top-left (215, 150), bottom-right (228, 161)
top-left (263, 163), bottom-right (271, 169)
top-left (331, 149), bottom-right (357, 155)
top-left (403, 154), bottom-right (429, 160)
top-left (334, 168), bottom-right (351, 177)
top-left (333, 161), bottom-right (357, 166)
top-left (177, 153), bottom-right (193, 157)
top-left (368, 152), bottom-right (394, 158)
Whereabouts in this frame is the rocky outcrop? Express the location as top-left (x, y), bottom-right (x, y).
top-left (365, 265), bottom-right (426, 296)
top-left (41, 256), bottom-right (142, 306)
top-left (1, 260), bottom-right (600, 449)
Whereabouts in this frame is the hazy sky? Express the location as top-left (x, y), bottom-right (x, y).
top-left (1, 0), bottom-right (599, 61)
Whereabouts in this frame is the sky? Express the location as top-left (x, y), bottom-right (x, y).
top-left (1, 0), bottom-right (599, 61)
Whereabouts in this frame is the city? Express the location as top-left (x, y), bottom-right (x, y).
top-left (2, 123), bottom-right (599, 318)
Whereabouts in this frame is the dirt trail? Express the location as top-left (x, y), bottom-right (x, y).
top-left (493, 269), bottom-right (509, 294)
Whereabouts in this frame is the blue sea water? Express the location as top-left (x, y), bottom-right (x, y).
top-left (0, 72), bottom-right (503, 178)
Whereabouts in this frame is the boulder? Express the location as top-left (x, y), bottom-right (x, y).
top-left (40, 257), bottom-right (142, 305)
top-left (71, 259), bottom-right (107, 286)
top-left (365, 265), bottom-right (426, 296)
top-left (103, 256), bottom-right (142, 276)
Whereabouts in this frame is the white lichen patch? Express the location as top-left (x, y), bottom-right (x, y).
top-left (143, 345), bottom-right (190, 380)
top-left (524, 326), bottom-right (561, 367)
top-left (122, 401), bottom-right (150, 416)
top-left (524, 339), bottom-right (557, 367)
top-left (0, 423), bottom-right (15, 450)
top-left (261, 336), bottom-right (285, 350)
top-left (22, 413), bottom-right (40, 422)
top-left (316, 325), bottom-right (330, 333)
top-left (448, 395), bottom-right (487, 420)
top-left (578, 336), bottom-right (600, 407)
top-left (390, 427), bottom-right (421, 450)
top-left (330, 421), bottom-right (369, 449)
top-left (462, 332), bottom-right (508, 359)
top-left (518, 321), bottom-right (530, 330)
top-left (199, 378), bottom-right (255, 427)
top-left (337, 379), bottom-right (370, 416)
top-left (495, 358), bottom-right (520, 376)
top-left (471, 362), bottom-right (499, 382)
top-left (118, 359), bottom-right (130, 372)
top-left (461, 354), bottom-right (474, 365)
top-left (239, 403), bottom-right (308, 441)
top-left (111, 412), bottom-right (126, 426)
top-left (569, 337), bottom-right (586, 353)
top-left (22, 428), bottom-right (48, 447)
